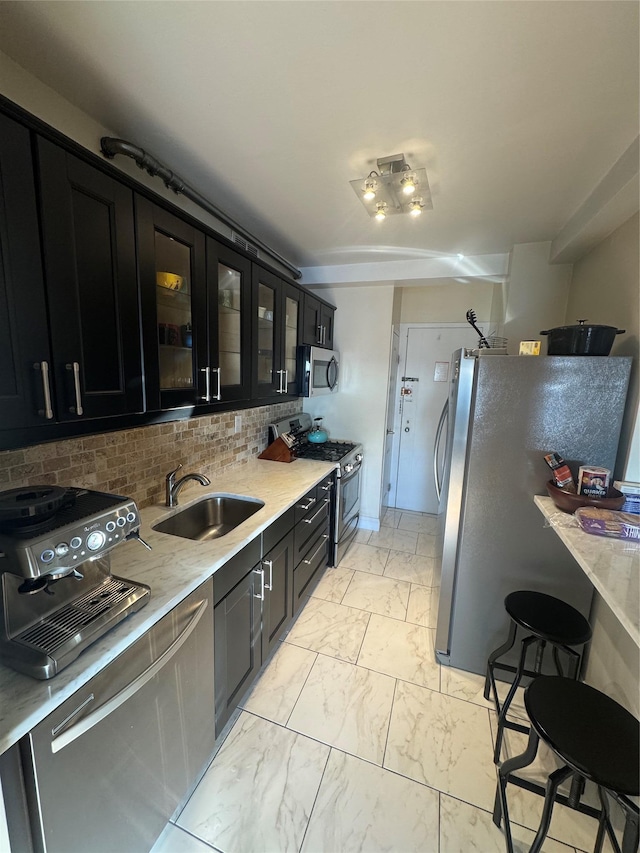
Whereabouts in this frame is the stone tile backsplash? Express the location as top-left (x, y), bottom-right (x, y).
top-left (0, 401), bottom-right (302, 509)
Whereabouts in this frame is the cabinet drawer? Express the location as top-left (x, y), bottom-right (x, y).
top-left (213, 538), bottom-right (261, 605)
top-left (294, 485), bottom-right (319, 525)
top-left (294, 498), bottom-right (329, 566)
top-left (293, 531), bottom-right (329, 612)
top-left (262, 506), bottom-right (295, 554)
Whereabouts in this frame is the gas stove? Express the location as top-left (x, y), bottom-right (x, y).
top-left (268, 414), bottom-right (361, 472)
top-left (268, 413), bottom-right (363, 567)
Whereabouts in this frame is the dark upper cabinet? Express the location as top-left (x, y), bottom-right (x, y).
top-left (0, 114), bottom-right (51, 430)
top-left (37, 138), bottom-right (143, 420)
top-left (136, 197), bottom-right (207, 411)
top-left (302, 293), bottom-right (335, 350)
top-left (251, 266), bottom-right (301, 399)
top-left (207, 238), bottom-right (252, 404)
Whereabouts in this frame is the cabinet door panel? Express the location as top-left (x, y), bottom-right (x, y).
top-left (0, 115), bottom-right (51, 429)
top-left (208, 239), bottom-right (251, 403)
top-left (37, 139), bottom-right (142, 419)
top-left (262, 531), bottom-right (294, 660)
top-left (214, 568), bottom-right (261, 736)
top-left (252, 266), bottom-right (280, 398)
top-left (282, 283), bottom-right (301, 395)
top-left (137, 197), bottom-right (206, 410)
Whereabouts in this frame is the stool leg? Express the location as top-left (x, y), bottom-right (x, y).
top-left (621, 802), bottom-right (640, 853)
top-left (533, 638), bottom-right (546, 673)
top-left (484, 620), bottom-right (517, 702)
top-left (552, 643), bottom-right (564, 677)
top-left (567, 772), bottom-right (585, 808)
top-left (493, 634), bottom-right (536, 764)
top-left (493, 727), bottom-right (540, 853)
top-left (529, 765), bottom-right (573, 853)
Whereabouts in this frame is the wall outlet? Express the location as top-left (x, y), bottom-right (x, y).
top-left (234, 415), bottom-right (242, 434)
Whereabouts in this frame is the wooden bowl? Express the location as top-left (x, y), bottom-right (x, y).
top-left (546, 480), bottom-right (625, 514)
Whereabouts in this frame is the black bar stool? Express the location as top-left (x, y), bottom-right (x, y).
top-left (493, 676), bottom-right (639, 853)
top-left (484, 590), bottom-right (592, 764)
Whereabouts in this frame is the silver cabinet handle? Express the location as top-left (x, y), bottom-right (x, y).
top-left (319, 480), bottom-right (333, 492)
top-left (50, 599), bottom-right (208, 754)
top-left (34, 361), bottom-right (54, 419)
top-left (298, 496), bottom-right (317, 511)
top-left (213, 367), bottom-right (221, 401)
top-left (66, 362), bottom-right (83, 415)
top-left (200, 366), bottom-right (211, 402)
top-left (317, 324), bottom-right (323, 344)
top-left (253, 567), bottom-right (265, 600)
top-left (262, 558), bottom-right (273, 591)
top-left (283, 369), bottom-right (288, 391)
top-left (304, 498), bottom-right (330, 524)
top-left (322, 326), bottom-right (327, 346)
top-left (303, 534), bottom-right (329, 565)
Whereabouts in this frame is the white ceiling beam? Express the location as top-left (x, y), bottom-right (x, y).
top-left (299, 253), bottom-right (510, 287)
top-left (550, 136), bottom-right (639, 264)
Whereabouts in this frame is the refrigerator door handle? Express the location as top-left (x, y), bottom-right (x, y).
top-left (433, 399), bottom-right (449, 502)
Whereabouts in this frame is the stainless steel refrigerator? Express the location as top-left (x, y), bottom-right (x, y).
top-left (432, 349), bottom-right (632, 675)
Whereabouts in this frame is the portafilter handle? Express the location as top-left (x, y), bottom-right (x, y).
top-left (125, 529), bottom-right (153, 551)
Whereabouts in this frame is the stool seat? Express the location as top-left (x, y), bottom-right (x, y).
top-left (525, 676), bottom-right (640, 797)
top-left (505, 591), bottom-right (592, 646)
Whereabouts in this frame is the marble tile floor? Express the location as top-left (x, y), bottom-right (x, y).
top-left (152, 509), bottom-right (614, 853)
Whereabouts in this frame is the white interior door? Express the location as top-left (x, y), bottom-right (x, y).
top-left (394, 325), bottom-right (479, 513)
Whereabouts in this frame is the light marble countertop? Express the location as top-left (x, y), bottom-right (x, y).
top-left (534, 495), bottom-right (639, 648)
top-left (0, 457), bottom-right (336, 755)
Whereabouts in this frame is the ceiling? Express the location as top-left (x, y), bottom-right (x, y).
top-left (0, 1), bottom-right (638, 277)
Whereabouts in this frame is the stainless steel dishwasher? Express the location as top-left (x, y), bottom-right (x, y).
top-left (20, 578), bottom-right (215, 853)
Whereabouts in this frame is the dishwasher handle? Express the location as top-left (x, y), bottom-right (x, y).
top-left (50, 598), bottom-right (209, 754)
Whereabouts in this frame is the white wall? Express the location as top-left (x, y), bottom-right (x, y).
top-left (566, 212), bottom-right (639, 480)
top-left (303, 286), bottom-right (395, 527)
top-left (503, 242), bottom-right (572, 352)
top-left (398, 281), bottom-right (497, 328)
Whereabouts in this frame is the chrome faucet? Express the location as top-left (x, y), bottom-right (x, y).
top-left (165, 464), bottom-right (211, 507)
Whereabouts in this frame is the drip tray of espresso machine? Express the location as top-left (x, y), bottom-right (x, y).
top-left (0, 487), bottom-right (151, 680)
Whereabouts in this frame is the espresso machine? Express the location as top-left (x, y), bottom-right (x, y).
top-left (0, 485), bottom-right (151, 679)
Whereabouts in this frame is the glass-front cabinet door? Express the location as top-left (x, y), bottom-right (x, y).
top-left (282, 283), bottom-right (301, 395)
top-left (251, 267), bottom-right (301, 399)
top-left (137, 198), bottom-right (206, 410)
top-left (208, 238), bottom-right (251, 403)
top-left (251, 267), bottom-right (280, 398)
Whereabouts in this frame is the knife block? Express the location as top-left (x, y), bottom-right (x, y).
top-left (258, 437), bottom-right (296, 463)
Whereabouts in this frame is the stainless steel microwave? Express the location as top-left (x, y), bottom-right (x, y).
top-left (298, 346), bottom-right (339, 396)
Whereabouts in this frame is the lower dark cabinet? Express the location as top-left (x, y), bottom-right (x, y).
top-left (262, 530), bottom-right (294, 661)
top-left (214, 564), bottom-right (262, 736)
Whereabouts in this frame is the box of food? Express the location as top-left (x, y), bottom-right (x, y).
top-left (577, 466), bottom-right (610, 498)
top-left (575, 507), bottom-right (640, 540)
top-left (613, 481), bottom-right (640, 515)
top-left (543, 452), bottom-right (576, 492)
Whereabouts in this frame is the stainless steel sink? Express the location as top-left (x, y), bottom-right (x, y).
top-left (152, 495), bottom-right (264, 542)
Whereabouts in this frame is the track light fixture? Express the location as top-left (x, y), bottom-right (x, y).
top-left (350, 154), bottom-right (432, 220)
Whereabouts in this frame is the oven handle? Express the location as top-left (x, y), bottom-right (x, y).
top-left (49, 599), bottom-right (208, 754)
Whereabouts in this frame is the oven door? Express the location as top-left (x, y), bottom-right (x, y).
top-left (335, 461), bottom-right (361, 565)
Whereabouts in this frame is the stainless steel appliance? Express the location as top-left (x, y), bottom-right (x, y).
top-left (297, 345), bottom-right (339, 396)
top-left (269, 413), bottom-right (363, 565)
top-left (0, 486), bottom-right (150, 679)
top-left (19, 578), bottom-right (215, 853)
top-left (433, 350), bottom-right (632, 674)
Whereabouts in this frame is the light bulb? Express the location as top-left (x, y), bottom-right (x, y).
top-left (401, 175), bottom-right (417, 195)
top-left (409, 198), bottom-right (424, 217)
top-left (362, 179), bottom-right (377, 201)
top-left (375, 203), bottom-right (387, 221)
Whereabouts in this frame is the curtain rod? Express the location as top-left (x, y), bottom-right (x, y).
top-left (100, 137), bottom-right (302, 280)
